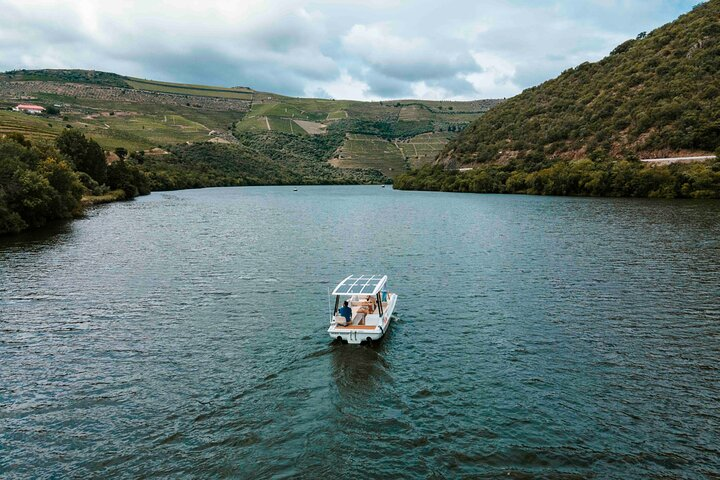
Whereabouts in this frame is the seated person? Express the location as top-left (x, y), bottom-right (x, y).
top-left (365, 295), bottom-right (376, 313)
top-left (338, 300), bottom-right (352, 325)
top-left (356, 297), bottom-right (376, 323)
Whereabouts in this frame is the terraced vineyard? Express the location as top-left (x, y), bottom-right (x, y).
top-left (267, 117), bottom-right (305, 135)
top-left (326, 110), bottom-right (348, 120)
top-left (0, 111), bottom-right (58, 142)
top-left (0, 108), bottom-right (226, 152)
top-left (396, 132), bottom-right (452, 168)
top-left (125, 78), bottom-right (253, 100)
top-left (332, 134), bottom-right (407, 177)
top-left (398, 105), bottom-right (432, 121)
top-left (1, 68), bottom-right (502, 182)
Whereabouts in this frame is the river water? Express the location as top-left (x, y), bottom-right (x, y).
top-left (1, 186), bottom-right (719, 478)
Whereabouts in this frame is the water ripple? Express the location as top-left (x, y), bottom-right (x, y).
top-left (1, 187), bottom-right (719, 478)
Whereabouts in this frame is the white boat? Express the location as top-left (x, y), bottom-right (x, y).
top-left (327, 274), bottom-right (398, 344)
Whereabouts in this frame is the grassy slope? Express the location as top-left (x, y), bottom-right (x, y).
top-left (396, 132), bottom-right (453, 168)
top-left (333, 134), bottom-right (407, 177)
top-left (125, 78), bottom-right (254, 100)
top-left (0, 68), bottom-right (499, 181)
top-left (0, 111), bottom-right (58, 143)
top-left (442, 1), bottom-right (720, 166)
top-left (0, 90), bottom-right (241, 151)
top-left (234, 96), bottom-right (496, 175)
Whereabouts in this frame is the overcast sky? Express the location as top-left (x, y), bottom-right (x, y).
top-left (0, 0), bottom-right (700, 101)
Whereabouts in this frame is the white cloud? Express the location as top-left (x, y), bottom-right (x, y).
top-left (342, 24), bottom-right (476, 82)
top-left (306, 69), bottom-right (377, 100)
top-left (0, 0), bottom-right (701, 101)
top-left (465, 52), bottom-right (520, 99)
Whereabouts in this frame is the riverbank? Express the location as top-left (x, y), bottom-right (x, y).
top-left (394, 157), bottom-right (720, 198)
top-left (0, 131), bottom-right (150, 237)
top-left (80, 189), bottom-right (128, 207)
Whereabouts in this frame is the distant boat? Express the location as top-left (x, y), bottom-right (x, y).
top-left (381, 185), bottom-right (385, 188)
top-left (328, 275), bottom-right (397, 344)
top-left (293, 188), bottom-right (298, 191)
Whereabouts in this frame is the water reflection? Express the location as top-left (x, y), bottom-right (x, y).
top-left (0, 220), bottom-right (73, 251)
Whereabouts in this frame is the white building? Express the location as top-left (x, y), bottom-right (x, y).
top-left (12, 104), bottom-right (45, 114)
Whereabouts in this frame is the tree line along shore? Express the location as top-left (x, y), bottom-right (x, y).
top-left (0, 128), bottom-right (387, 237)
top-left (0, 131), bottom-right (150, 235)
top-left (394, 152), bottom-right (720, 198)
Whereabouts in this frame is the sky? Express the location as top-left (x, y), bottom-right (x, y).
top-left (0, 0), bottom-right (701, 101)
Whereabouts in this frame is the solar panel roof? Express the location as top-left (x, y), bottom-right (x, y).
top-left (332, 275), bottom-right (387, 296)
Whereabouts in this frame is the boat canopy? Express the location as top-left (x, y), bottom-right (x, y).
top-left (332, 275), bottom-right (387, 296)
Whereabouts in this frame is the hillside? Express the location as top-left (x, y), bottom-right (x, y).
top-left (0, 69), bottom-right (501, 181)
top-left (440, 0), bottom-right (720, 166)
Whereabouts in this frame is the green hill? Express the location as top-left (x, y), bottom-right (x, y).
top-left (440, 0), bottom-right (720, 166)
top-left (0, 69), bottom-right (500, 180)
top-left (0, 69), bottom-right (130, 87)
top-left (395, 2), bottom-right (720, 198)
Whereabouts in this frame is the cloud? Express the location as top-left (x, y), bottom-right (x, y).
top-left (465, 52), bottom-right (520, 99)
top-left (0, 0), bottom-right (701, 101)
top-left (306, 69), bottom-right (376, 100)
top-left (342, 23), bottom-right (476, 82)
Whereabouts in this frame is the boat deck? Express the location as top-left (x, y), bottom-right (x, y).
top-left (333, 325), bottom-right (377, 330)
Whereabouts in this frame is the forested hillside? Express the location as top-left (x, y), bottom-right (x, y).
top-left (394, 1), bottom-right (720, 198)
top-left (440, 0), bottom-right (720, 166)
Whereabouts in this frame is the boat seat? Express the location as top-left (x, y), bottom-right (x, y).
top-left (334, 315), bottom-right (352, 326)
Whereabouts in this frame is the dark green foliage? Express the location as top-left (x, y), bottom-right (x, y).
top-left (5, 132), bottom-right (32, 148)
top-left (333, 119), bottom-right (434, 140)
top-left (0, 133), bottom-right (149, 235)
top-left (0, 138), bottom-right (84, 235)
top-left (394, 158), bottom-right (720, 198)
top-left (114, 147), bottom-right (128, 159)
top-left (234, 130), bottom-right (388, 184)
top-left (236, 130), bottom-right (344, 166)
top-left (140, 140), bottom-right (386, 191)
top-left (77, 172), bottom-right (108, 196)
top-left (140, 142), bottom-right (299, 190)
top-left (106, 160), bottom-right (150, 198)
top-left (444, 1), bottom-right (720, 165)
top-left (55, 129), bottom-right (107, 184)
top-left (0, 69), bottom-right (130, 88)
top-left (46, 105), bottom-right (61, 115)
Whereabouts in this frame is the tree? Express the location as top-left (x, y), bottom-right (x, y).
top-left (114, 147), bottom-right (128, 159)
top-left (38, 157), bottom-right (84, 218)
top-left (5, 132), bottom-right (31, 148)
top-left (13, 170), bottom-right (55, 228)
top-left (55, 129), bottom-right (107, 184)
top-left (106, 160), bottom-right (150, 198)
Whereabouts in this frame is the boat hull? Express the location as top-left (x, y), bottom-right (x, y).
top-left (328, 294), bottom-right (397, 344)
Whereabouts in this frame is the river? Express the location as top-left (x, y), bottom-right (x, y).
top-left (1, 186), bottom-right (719, 478)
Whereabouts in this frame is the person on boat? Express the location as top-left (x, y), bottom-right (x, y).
top-left (338, 300), bottom-right (352, 325)
top-left (358, 295), bottom-right (375, 314)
